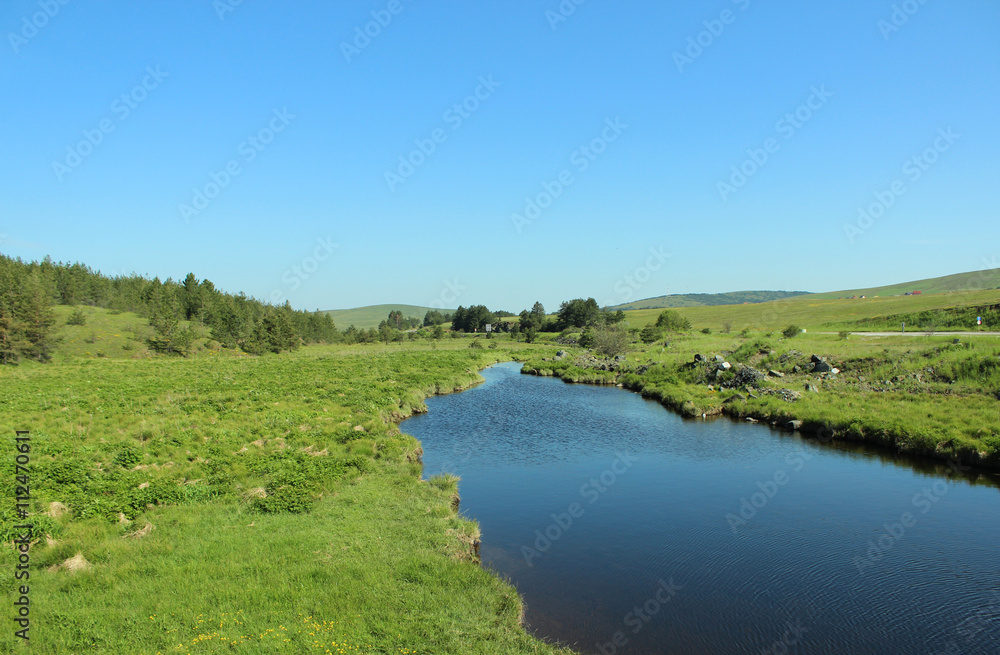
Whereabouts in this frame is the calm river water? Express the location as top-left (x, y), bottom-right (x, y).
top-left (402, 362), bottom-right (1000, 654)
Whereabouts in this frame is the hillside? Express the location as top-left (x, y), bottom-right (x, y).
top-left (609, 290), bottom-right (810, 311)
top-left (621, 287), bottom-right (1000, 332)
top-left (807, 268), bottom-right (1000, 299)
top-left (323, 304), bottom-right (450, 329)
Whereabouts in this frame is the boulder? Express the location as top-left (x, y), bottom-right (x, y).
top-left (813, 361), bottom-right (833, 373)
top-left (555, 350), bottom-right (568, 359)
top-left (768, 369), bottom-right (784, 378)
top-left (713, 355), bottom-right (725, 363)
top-left (694, 354), bottom-right (705, 362)
top-left (792, 365), bottom-right (802, 373)
top-left (810, 354), bottom-right (825, 364)
top-left (805, 383), bottom-right (819, 393)
top-left (786, 420), bottom-right (804, 431)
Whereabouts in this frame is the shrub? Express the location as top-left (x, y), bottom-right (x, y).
top-left (468, 339), bottom-right (483, 349)
top-left (639, 324), bottom-right (663, 344)
top-left (701, 328), bottom-right (711, 334)
top-left (112, 444), bottom-right (142, 469)
top-left (782, 325), bottom-right (801, 339)
top-left (655, 310), bottom-right (691, 332)
top-left (591, 324), bottom-right (630, 358)
top-left (838, 330), bottom-right (851, 340)
top-left (66, 309), bottom-right (87, 326)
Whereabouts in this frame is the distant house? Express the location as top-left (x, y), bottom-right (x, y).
top-left (912, 290), bottom-right (922, 295)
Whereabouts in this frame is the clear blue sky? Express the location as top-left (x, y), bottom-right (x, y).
top-left (2, 0), bottom-right (998, 313)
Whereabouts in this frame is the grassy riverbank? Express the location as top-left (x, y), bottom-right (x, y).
top-left (522, 329), bottom-right (1000, 473)
top-left (1, 340), bottom-right (570, 654)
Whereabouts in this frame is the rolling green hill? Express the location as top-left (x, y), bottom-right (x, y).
top-left (322, 304), bottom-right (451, 329)
top-left (609, 290), bottom-right (810, 311)
top-left (808, 268), bottom-right (1000, 299)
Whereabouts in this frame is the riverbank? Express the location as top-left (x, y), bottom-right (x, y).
top-left (522, 331), bottom-right (1000, 474)
top-left (1, 342), bottom-right (571, 654)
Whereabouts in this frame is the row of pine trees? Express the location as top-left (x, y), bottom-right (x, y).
top-left (0, 254), bottom-right (338, 363)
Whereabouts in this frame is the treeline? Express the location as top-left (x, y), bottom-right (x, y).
top-left (0, 254), bottom-right (338, 363)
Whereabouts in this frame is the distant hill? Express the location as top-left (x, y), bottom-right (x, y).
top-left (808, 268), bottom-right (1000, 299)
top-left (609, 290), bottom-right (810, 311)
top-left (322, 304), bottom-right (450, 329)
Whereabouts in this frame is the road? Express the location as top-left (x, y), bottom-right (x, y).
top-left (818, 331), bottom-right (1000, 337)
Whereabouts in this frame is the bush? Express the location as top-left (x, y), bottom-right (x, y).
top-left (639, 324), bottom-right (663, 344)
top-left (655, 310), bottom-right (691, 332)
top-left (591, 324), bottom-right (631, 358)
top-left (66, 309), bottom-right (87, 326)
top-left (701, 327), bottom-right (711, 334)
top-left (468, 339), bottom-right (483, 349)
top-left (112, 444), bottom-right (142, 469)
top-left (782, 325), bottom-right (801, 339)
top-left (838, 330), bottom-right (851, 340)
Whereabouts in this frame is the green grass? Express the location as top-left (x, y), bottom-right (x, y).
top-left (1, 332), bottom-right (570, 654)
top-left (620, 287), bottom-right (1000, 332)
top-left (807, 267), bottom-right (1000, 299)
top-left (322, 304), bottom-right (452, 330)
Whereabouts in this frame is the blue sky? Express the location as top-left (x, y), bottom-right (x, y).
top-left (1, 1), bottom-right (998, 313)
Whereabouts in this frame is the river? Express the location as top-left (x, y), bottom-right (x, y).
top-left (402, 361), bottom-right (1000, 654)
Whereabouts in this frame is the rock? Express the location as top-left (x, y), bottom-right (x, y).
top-left (694, 354), bottom-right (705, 362)
top-left (723, 393), bottom-right (747, 404)
top-left (555, 350), bottom-right (568, 359)
top-left (787, 420), bottom-right (804, 431)
top-left (718, 361), bottom-right (732, 370)
top-left (713, 355), bottom-right (725, 362)
top-left (138, 482), bottom-right (150, 490)
top-left (831, 368), bottom-right (840, 375)
top-left (805, 383), bottom-right (819, 393)
top-left (810, 354), bottom-right (825, 363)
top-left (858, 376), bottom-right (866, 383)
top-left (775, 389), bottom-right (801, 402)
top-left (615, 354), bottom-right (626, 362)
top-left (793, 365), bottom-right (802, 373)
top-left (813, 361), bottom-right (833, 373)
top-left (768, 369), bottom-right (784, 378)
top-left (746, 417), bottom-right (759, 423)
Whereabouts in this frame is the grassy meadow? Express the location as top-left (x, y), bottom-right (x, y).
top-left (1, 328), bottom-right (570, 654)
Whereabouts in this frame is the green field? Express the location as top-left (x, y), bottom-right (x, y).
top-left (322, 304), bottom-right (450, 330)
top-left (807, 267), bottom-right (1000, 299)
top-left (1, 320), bottom-right (569, 654)
top-left (619, 287), bottom-right (1000, 332)
top-left (609, 290), bottom-right (809, 311)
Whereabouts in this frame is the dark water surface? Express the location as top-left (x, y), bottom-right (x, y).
top-left (402, 362), bottom-right (1000, 654)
